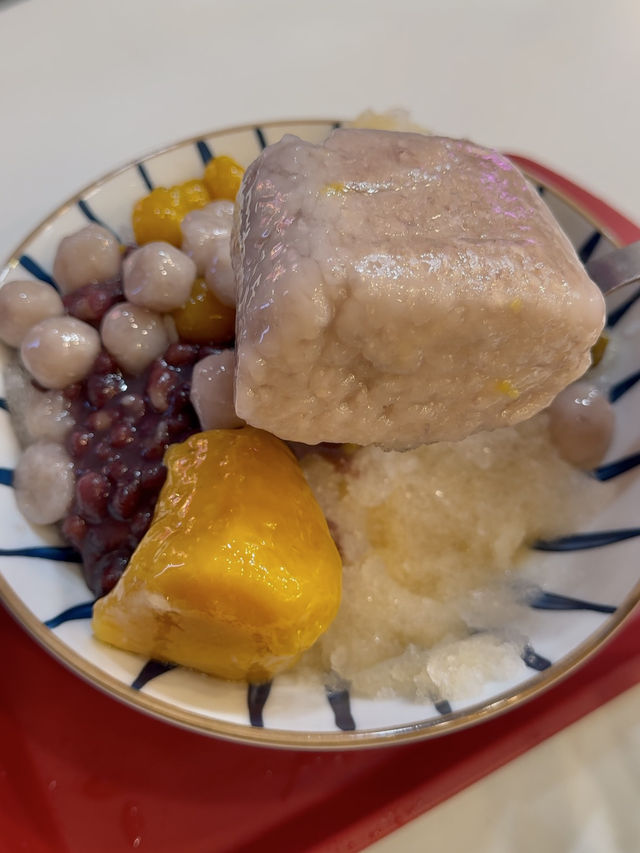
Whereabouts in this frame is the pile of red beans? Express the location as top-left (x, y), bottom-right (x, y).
top-left (1, 215), bottom-right (241, 597)
top-left (61, 331), bottom-right (214, 596)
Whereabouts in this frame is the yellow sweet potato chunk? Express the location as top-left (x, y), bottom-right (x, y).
top-left (92, 427), bottom-right (342, 682)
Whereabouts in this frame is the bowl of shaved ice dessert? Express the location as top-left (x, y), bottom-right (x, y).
top-left (0, 111), bottom-right (639, 749)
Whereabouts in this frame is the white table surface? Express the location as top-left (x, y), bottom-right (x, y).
top-left (2, 0), bottom-right (640, 850)
top-left (369, 683), bottom-right (640, 853)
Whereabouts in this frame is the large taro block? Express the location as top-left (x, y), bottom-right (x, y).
top-left (231, 129), bottom-right (605, 448)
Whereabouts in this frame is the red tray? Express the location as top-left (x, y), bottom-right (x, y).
top-left (2, 161), bottom-right (640, 853)
top-left (1, 603), bottom-right (639, 853)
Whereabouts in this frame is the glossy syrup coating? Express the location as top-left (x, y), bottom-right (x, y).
top-left (92, 427), bottom-right (342, 682)
top-left (61, 345), bottom-right (206, 597)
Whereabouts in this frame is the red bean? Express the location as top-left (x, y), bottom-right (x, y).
top-left (86, 369), bottom-right (126, 409)
top-left (87, 409), bottom-right (116, 432)
top-left (67, 427), bottom-right (95, 458)
top-left (146, 361), bottom-right (180, 412)
top-left (109, 422), bottom-right (136, 448)
top-left (63, 382), bottom-right (84, 402)
top-left (118, 393), bottom-right (146, 422)
top-left (62, 514), bottom-right (87, 549)
top-left (164, 342), bottom-right (200, 367)
top-left (131, 510), bottom-right (153, 539)
top-left (109, 477), bottom-right (143, 521)
top-left (92, 549), bottom-right (131, 596)
top-left (140, 463), bottom-right (166, 491)
top-left (63, 279), bottom-right (123, 326)
top-left (102, 458), bottom-right (130, 482)
top-left (92, 349), bottom-right (120, 375)
top-left (75, 471), bottom-right (111, 523)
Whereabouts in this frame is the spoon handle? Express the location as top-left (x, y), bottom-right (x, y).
top-left (585, 240), bottom-right (640, 295)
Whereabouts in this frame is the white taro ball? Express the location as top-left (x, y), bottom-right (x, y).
top-left (0, 280), bottom-right (64, 347)
top-left (101, 302), bottom-right (170, 375)
top-left (52, 224), bottom-right (121, 294)
top-left (14, 441), bottom-right (75, 525)
top-left (20, 316), bottom-right (101, 389)
top-left (190, 350), bottom-right (243, 430)
top-left (547, 381), bottom-right (614, 469)
top-left (123, 242), bottom-right (196, 312)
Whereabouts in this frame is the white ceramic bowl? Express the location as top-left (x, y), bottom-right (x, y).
top-left (1, 120), bottom-right (639, 749)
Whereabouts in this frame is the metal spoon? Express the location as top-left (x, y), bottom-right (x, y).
top-left (585, 240), bottom-right (640, 295)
